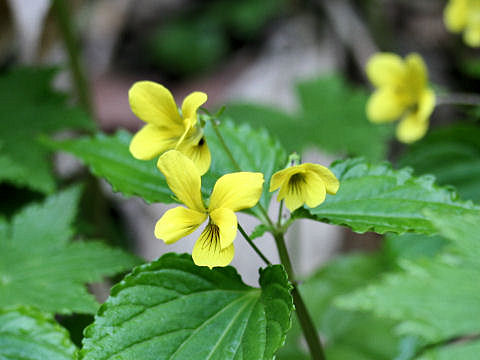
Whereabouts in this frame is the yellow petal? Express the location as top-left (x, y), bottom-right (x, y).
top-left (405, 53), bottom-right (428, 94)
top-left (209, 172), bottom-right (264, 212)
top-left (418, 88), bottom-right (436, 120)
top-left (366, 53), bottom-right (406, 87)
top-left (129, 81), bottom-right (183, 132)
top-left (177, 134), bottom-right (211, 175)
top-left (464, 23), bottom-right (480, 47)
top-left (209, 208), bottom-right (238, 249)
top-left (275, 168), bottom-right (303, 201)
top-left (303, 171), bottom-right (327, 208)
top-left (367, 88), bottom-right (406, 123)
top-left (396, 113), bottom-right (429, 144)
top-left (275, 170), bottom-right (307, 211)
top-left (283, 188), bottom-right (305, 212)
top-left (444, 0), bottom-right (468, 33)
top-left (157, 150), bottom-right (205, 212)
top-left (304, 163), bottom-right (340, 195)
top-left (181, 92), bottom-right (208, 125)
top-left (129, 124), bottom-right (178, 160)
top-left (192, 224), bottom-right (235, 268)
top-left (154, 206), bottom-right (206, 244)
top-left (269, 167), bottom-right (297, 192)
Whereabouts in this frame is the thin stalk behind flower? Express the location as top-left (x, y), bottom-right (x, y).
top-left (274, 232), bottom-right (326, 360)
top-left (204, 114), bottom-right (327, 359)
top-left (206, 115), bottom-right (276, 229)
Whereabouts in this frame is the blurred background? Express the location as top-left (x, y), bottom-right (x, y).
top-left (1, 0), bottom-right (478, 285)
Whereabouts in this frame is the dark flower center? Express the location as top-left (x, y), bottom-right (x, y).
top-left (200, 222), bottom-right (220, 252)
top-left (288, 173), bottom-right (306, 194)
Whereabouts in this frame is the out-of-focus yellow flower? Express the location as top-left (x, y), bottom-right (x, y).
top-left (154, 150), bottom-right (264, 268)
top-left (128, 81), bottom-right (211, 174)
top-left (269, 163), bottom-right (339, 212)
top-left (444, 0), bottom-right (480, 47)
top-left (366, 53), bottom-right (435, 143)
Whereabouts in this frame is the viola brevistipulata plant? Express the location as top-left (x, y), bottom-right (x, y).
top-left (3, 1), bottom-right (480, 359)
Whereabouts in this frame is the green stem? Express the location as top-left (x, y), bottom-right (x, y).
top-left (238, 224), bottom-right (271, 265)
top-left (436, 93), bottom-right (480, 106)
top-left (206, 111), bottom-right (323, 358)
top-left (207, 116), bottom-right (275, 229)
top-left (208, 117), bottom-right (241, 171)
top-left (273, 232), bottom-right (326, 360)
top-left (52, 0), bottom-right (93, 115)
top-left (277, 200), bottom-right (284, 227)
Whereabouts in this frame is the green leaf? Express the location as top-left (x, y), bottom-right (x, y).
top-left (0, 187), bottom-right (141, 314)
top-left (418, 340), bottom-right (480, 360)
top-left (80, 253), bottom-right (293, 360)
top-left (149, 19), bottom-right (228, 76)
top-left (50, 120), bottom-right (287, 212)
top-left (383, 233), bottom-right (447, 263)
top-left (250, 224), bottom-right (270, 240)
top-left (0, 306), bottom-right (77, 360)
top-left (297, 75), bottom-right (393, 160)
top-left (336, 210), bottom-right (480, 343)
top-left (338, 258), bottom-right (480, 342)
top-left (0, 68), bottom-right (94, 193)
top-left (203, 119), bottom-right (287, 212)
top-left (399, 124), bottom-right (480, 202)
top-left (278, 253), bottom-right (406, 360)
top-left (223, 75), bottom-right (393, 160)
top-left (426, 210), bottom-right (480, 266)
top-left (46, 131), bottom-right (173, 204)
top-left (221, 104), bottom-right (301, 153)
top-left (303, 158), bottom-right (479, 234)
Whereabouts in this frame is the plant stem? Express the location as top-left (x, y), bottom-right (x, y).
top-left (238, 224), bottom-right (271, 265)
top-left (277, 200), bottom-right (284, 227)
top-left (436, 93), bottom-right (480, 106)
top-left (207, 116), bottom-right (275, 229)
top-left (208, 117), bottom-right (241, 171)
top-left (206, 112), bottom-right (324, 358)
top-left (273, 232), bottom-right (326, 360)
top-left (52, 0), bottom-right (93, 115)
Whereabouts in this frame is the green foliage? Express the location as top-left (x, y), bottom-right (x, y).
top-left (278, 253), bottom-right (406, 360)
top-left (47, 131), bottom-right (173, 204)
top-left (50, 120), bottom-right (286, 213)
top-left (337, 210), bottom-right (480, 350)
top-left (0, 186), bottom-right (141, 314)
top-left (208, 0), bottom-right (286, 38)
top-left (223, 75), bottom-right (393, 160)
top-left (0, 306), bottom-right (77, 360)
top-left (460, 57), bottom-right (480, 79)
top-left (383, 233), bottom-right (447, 264)
top-left (418, 341), bottom-right (480, 360)
top-left (297, 76), bottom-right (393, 159)
top-left (203, 120), bottom-right (287, 212)
top-left (148, 0), bottom-right (285, 76)
top-left (302, 158), bottom-right (479, 234)
top-left (149, 19), bottom-right (228, 76)
top-left (80, 253), bottom-right (293, 360)
top-left (399, 124), bottom-right (480, 202)
top-left (0, 68), bottom-right (93, 193)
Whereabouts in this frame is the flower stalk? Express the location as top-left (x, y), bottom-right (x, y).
top-left (207, 112), bottom-right (327, 359)
top-left (436, 93), bottom-right (480, 106)
top-left (52, 0), bottom-right (93, 115)
top-left (207, 115), bottom-right (276, 229)
top-left (273, 232), bottom-right (327, 360)
top-left (238, 224), bottom-right (271, 265)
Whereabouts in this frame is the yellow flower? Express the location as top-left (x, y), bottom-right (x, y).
top-left (444, 0), bottom-right (480, 47)
top-left (128, 81), bottom-right (211, 174)
top-left (366, 53), bottom-right (435, 144)
top-left (155, 150), bottom-right (264, 268)
top-left (269, 163), bottom-right (339, 212)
